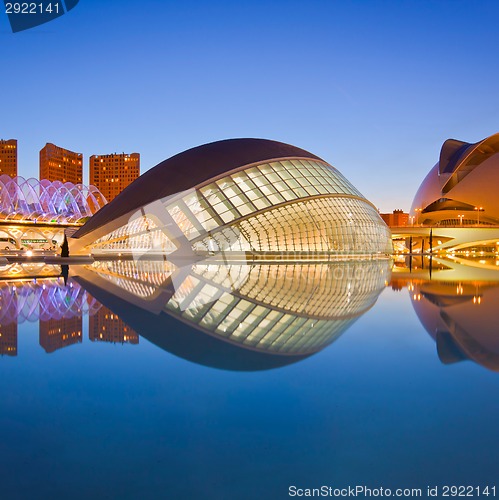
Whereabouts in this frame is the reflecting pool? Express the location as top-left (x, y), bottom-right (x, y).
top-left (1, 257), bottom-right (499, 499)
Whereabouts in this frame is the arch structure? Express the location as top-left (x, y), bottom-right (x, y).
top-left (0, 175), bottom-right (107, 224)
top-left (70, 139), bottom-right (392, 259)
top-left (411, 133), bottom-right (499, 227)
top-left (0, 278), bottom-right (101, 326)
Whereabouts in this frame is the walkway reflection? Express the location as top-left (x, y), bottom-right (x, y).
top-left (392, 255), bottom-right (499, 372)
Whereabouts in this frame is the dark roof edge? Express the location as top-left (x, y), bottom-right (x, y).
top-left (74, 138), bottom-right (323, 239)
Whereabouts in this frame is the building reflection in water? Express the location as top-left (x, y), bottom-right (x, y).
top-left (0, 259), bottom-right (392, 367)
top-left (72, 258), bottom-right (391, 370)
top-left (37, 281), bottom-right (87, 353)
top-left (0, 263), bottom-right (139, 355)
top-left (89, 306), bottom-right (139, 344)
top-left (40, 316), bottom-right (82, 353)
top-left (4, 257), bottom-right (499, 372)
top-left (392, 255), bottom-right (499, 372)
top-left (0, 322), bottom-right (17, 356)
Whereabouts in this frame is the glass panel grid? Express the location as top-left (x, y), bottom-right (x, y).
top-left (89, 158), bottom-right (383, 255)
top-left (157, 260), bottom-right (390, 354)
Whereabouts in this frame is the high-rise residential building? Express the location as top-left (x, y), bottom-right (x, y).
top-left (89, 152), bottom-right (140, 202)
top-left (39, 142), bottom-right (83, 184)
top-left (89, 306), bottom-right (139, 344)
top-left (0, 139), bottom-right (18, 177)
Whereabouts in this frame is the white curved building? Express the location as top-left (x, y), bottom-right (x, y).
top-left (70, 139), bottom-right (392, 258)
top-left (411, 133), bottom-right (499, 226)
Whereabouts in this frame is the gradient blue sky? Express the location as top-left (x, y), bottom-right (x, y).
top-left (2, 0), bottom-right (499, 211)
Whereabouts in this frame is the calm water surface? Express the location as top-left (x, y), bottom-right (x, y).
top-left (0, 258), bottom-right (498, 499)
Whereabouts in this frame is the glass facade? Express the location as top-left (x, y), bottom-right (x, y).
top-left (89, 158), bottom-right (391, 257)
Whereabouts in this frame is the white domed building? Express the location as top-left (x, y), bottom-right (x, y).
top-left (70, 138), bottom-right (392, 259)
top-left (403, 133), bottom-right (499, 254)
top-left (411, 133), bottom-right (499, 226)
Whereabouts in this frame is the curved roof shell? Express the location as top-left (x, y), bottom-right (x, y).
top-left (72, 138), bottom-right (391, 257)
top-left (75, 138), bottom-right (322, 238)
top-left (411, 133), bottom-right (499, 226)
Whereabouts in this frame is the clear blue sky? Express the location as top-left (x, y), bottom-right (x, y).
top-left (2, 0), bottom-right (499, 211)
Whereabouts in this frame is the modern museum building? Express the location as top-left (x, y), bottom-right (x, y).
top-left (70, 138), bottom-right (392, 259)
